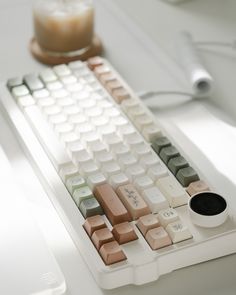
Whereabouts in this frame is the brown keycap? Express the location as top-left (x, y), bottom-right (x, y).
top-left (83, 215), bottom-right (107, 237)
top-left (91, 228), bottom-right (114, 250)
top-left (94, 65), bottom-right (110, 78)
top-left (87, 56), bottom-right (104, 70)
top-left (145, 226), bottom-right (172, 250)
top-left (116, 184), bottom-right (151, 220)
top-left (106, 80), bottom-right (123, 94)
top-left (186, 180), bottom-right (210, 196)
top-left (100, 73), bottom-right (117, 85)
top-left (136, 214), bottom-right (160, 236)
top-left (113, 88), bottom-right (131, 104)
top-left (99, 241), bottom-right (127, 265)
top-left (94, 184), bottom-right (131, 225)
top-left (112, 222), bottom-right (138, 244)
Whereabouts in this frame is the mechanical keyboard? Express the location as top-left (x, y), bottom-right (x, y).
top-left (0, 57), bottom-right (236, 289)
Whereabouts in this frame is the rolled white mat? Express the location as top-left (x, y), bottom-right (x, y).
top-left (176, 31), bottom-right (214, 98)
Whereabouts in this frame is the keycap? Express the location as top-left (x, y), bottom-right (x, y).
top-left (109, 173), bottom-right (129, 189)
top-left (132, 143), bottom-right (152, 158)
top-left (86, 173), bottom-right (107, 189)
top-left (79, 197), bottom-right (104, 218)
top-left (87, 56), bottom-right (104, 70)
top-left (68, 60), bottom-right (84, 70)
top-left (133, 175), bottom-right (154, 192)
top-left (46, 81), bottom-right (63, 91)
top-left (145, 227), bottom-right (172, 250)
top-left (158, 208), bottom-right (179, 227)
top-left (112, 88), bottom-right (130, 104)
top-left (159, 146), bottom-right (180, 164)
top-left (168, 156), bottom-right (189, 175)
top-left (101, 161), bottom-right (121, 177)
top-left (23, 74), bottom-right (44, 91)
top-left (136, 214), bottom-right (160, 236)
top-left (140, 153), bottom-right (160, 169)
top-left (24, 105), bottom-right (71, 171)
top-left (142, 187), bottom-right (169, 213)
top-left (66, 175), bottom-right (86, 194)
top-left (72, 186), bottom-right (93, 206)
top-left (17, 95), bottom-right (35, 108)
top-left (112, 222), bottom-right (138, 244)
top-left (79, 161), bottom-right (99, 177)
top-left (94, 184), bottom-right (131, 225)
top-left (12, 85), bottom-right (29, 98)
top-left (39, 68), bottom-right (57, 83)
top-left (53, 64), bottom-right (71, 77)
top-left (152, 137), bottom-right (171, 154)
top-left (166, 220), bottom-right (192, 243)
top-left (116, 184), bottom-right (151, 220)
top-left (91, 228), bottom-right (114, 250)
top-left (99, 241), bottom-right (127, 265)
top-left (83, 215), bottom-right (107, 236)
top-left (100, 72), bottom-right (116, 85)
top-left (7, 77), bottom-right (23, 90)
top-left (134, 114), bottom-right (153, 131)
top-left (59, 163), bottom-right (78, 182)
top-left (176, 166), bottom-right (200, 187)
top-left (147, 163), bottom-right (169, 181)
top-left (142, 124), bottom-right (162, 142)
top-left (33, 89), bottom-right (50, 99)
top-left (125, 164), bottom-right (145, 180)
top-left (118, 153), bottom-right (137, 169)
top-left (106, 80), bottom-right (123, 94)
top-left (186, 180), bottom-right (210, 196)
top-left (156, 176), bottom-right (189, 207)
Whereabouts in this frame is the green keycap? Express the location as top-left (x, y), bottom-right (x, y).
top-left (159, 146), bottom-right (180, 164)
top-left (151, 136), bottom-right (171, 154)
top-left (176, 166), bottom-right (200, 187)
top-left (72, 186), bottom-right (93, 206)
top-left (168, 156), bottom-right (189, 175)
top-left (79, 197), bottom-right (104, 218)
top-left (66, 175), bottom-right (86, 194)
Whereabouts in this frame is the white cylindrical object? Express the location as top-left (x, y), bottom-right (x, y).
top-left (177, 31), bottom-right (214, 98)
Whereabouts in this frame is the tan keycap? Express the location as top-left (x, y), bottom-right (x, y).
top-left (186, 180), bottom-right (210, 196)
top-left (100, 73), bottom-right (117, 85)
top-left (94, 184), bottom-right (131, 225)
top-left (91, 228), bottom-right (114, 250)
top-left (145, 226), bottom-right (172, 250)
top-left (99, 241), bottom-right (127, 265)
top-left (87, 56), bottom-right (104, 70)
top-left (113, 88), bottom-right (130, 104)
top-left (83, 215), bottom-right (107, 237)
top-left (116, 184), bottom-right (151, 220)
top-left (112, 222), bottom-right (138, 244)
top-left (106, 80), bottom-right (123, 94)
top-left (136, 214), bottom-right (160, 236)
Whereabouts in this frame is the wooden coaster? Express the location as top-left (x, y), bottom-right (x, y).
top-left (29, 35), bottom-right (103, 65)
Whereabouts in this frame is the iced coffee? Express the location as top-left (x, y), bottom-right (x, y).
top-left (33, 0), bottom-right (94, 53)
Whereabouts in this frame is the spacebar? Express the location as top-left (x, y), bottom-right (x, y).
top-left (24, 105), bottom-right (71, 171)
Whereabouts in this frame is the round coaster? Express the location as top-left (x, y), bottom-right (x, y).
top-left (188, 192), bottom-right (228, 228)
top-left (29, 35), bottom-right (103, 65)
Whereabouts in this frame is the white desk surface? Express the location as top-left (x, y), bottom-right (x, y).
top-left (0, 0), bottom-right (236, 294)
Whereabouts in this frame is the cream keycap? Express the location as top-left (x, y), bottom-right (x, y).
top-left (142, 187), bottom-right (169, 213)
top-left (158, 208), bottom-right (179, 227)
top-left (166, 220), bottom-right (192, 243)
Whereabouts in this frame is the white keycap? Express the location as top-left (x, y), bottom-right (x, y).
top-left (43, 105), bottom-right (62, 117)
top-left (24, 105), bottom-right (71, 171)
top-left (109, 173), bottom-right (129, 189)
top-left (46, 81), bottom-right (63, 91)
top-left (166, 221), bottom-right (192, 243)
top-left (79, 161), bottom-right (99, 177)
top-left (89, 141), bottom-right (107, 156)
top-left (39, 68), bottom-right (57, 83)
top-left (37, 97), bottom-right (55, 108)
top-left (118, 124), bottom-right (136, 139)
top-left (66, 175), bottom-right (85, 194)
top-left (79, 98), bottom-right (96, 109)
top-left (66, 82), bottom-right (83, 93)
top-left (140, 153), bottom-right (160, 169)
top-left (17, 95), bottom-right (35, 108)
top-left (48, 113), bottom-right (67, 125)
top-left (134, 114), bottom-right (153, 131)
top-left (68, 60), bottom-right (84, 70)
top-left (106, 135), bottom-right (122, 150)
top-left (95, 151), bottom-right (114, 165)
top-left (104, 107), bottom-right (120, 118)
top-left (75, 122), bottom-right (94, 135)
top-left (100, 125), bottom-right (116, 141)
top-left (142, 124), bottom-right (162, 142)
top-left (87, 173), bottom-right (107, 189)
top-left (51, 89), bottom-right (69, 99)
top-left (59, 163), bottom-right (78, 182)
top-left (156, 176), bottom-right (189, 207)
top-left (128, 106), bottom-right (146, 120)
top-left (121, 98), bottom-right (139, 112)
top-left (53, 64), bottom-right (71, 76)
top-left (101, 161), bottom-right (121, 177)
top-left (125, 133), bottom-right (143, 147)
top-left (72, 90), bottom-right (89, 101)
top-left (63, 105), bottom-right (81, 116)
top-left (118, 153), bottom-right (137, 169)
top-left (132, 142), bottom-right (152, 158)
top-left (85, 106), bottom-right (103, 118)
top-left (133, 175), bottom-right (154, 192)
top-left (57, 97), bottom-right (74, 107)
top-left (97, 99), bottom-right (113, 109)
top-left (33, 89), bottom-right (50, 99)
top-left (92, 116), bottom-right (109, 128)
top-left (158, 208), bottom-right (179, 227)
top-left (54, 122), bottom-right (74, 135)
top-left (111, 144), bottom-right (130, 158)
top-left (60, 132), bottom-right (79, 145)
top-left (147, 163), bottom-right (169, 181)
top-left (60, 75), bottom-right (77, 85)
top-left (142, 187), bottom-right (169, 213)
top-left (67, 143), bottom-right (87, 161)
top-left (111, 116), bottom-right (129, 129)
top-left (125, 164), bottom-right (145, 180)
top-left (81, 131), bottom-right (100, 147)
top-left (12, 85), bottom-right (29, 98)
top-left (76, 150), bottom-right (92, 165)
top-left (68, 113), bottom-right (87, 125)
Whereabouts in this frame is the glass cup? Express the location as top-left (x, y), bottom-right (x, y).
top-left (33, 0), bottom-right (94, 54)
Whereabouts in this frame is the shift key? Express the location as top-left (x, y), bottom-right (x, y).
top-left (94, 184), bottom-right (131, 225)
